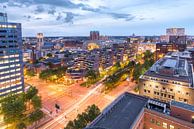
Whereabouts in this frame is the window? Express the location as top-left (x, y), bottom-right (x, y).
top-left (156, 121), bottom-right (161, 126)
top-left (150, 119), bottom-right (155, 123)
top-left (192, 116), bottom-right (194, 123)
top-left (163, 122), bottom-right (167, 128)
top-left (170, 125), bottom-right (174, 129)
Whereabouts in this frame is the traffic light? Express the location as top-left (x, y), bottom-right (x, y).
top-left (55, 104), bottom-right (60, 110)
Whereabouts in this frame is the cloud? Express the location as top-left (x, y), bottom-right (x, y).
top-left (108, 13), bottom-right (135, 21)
top-left (34, 5), bottom-right (45, 13)
top-left (48, 6), bottom-right (56, 15)
top-left (56, 12), bottom-right (79, 24)
top-left (24, 15), bottom-right (31, 21)
top-left (64, 12), bottom-right (77, 24)
top-left (56, 13), bottom-right (62, 21)
top-left (35, 17), bottom-right (42, 20)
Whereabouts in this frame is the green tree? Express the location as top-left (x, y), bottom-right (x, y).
top-left (64, 104), bottom-right (101, 129)
top-left (26, 69), bottom-right (35, 77)
top-left (0, 87), bottom-right (43, 129)
top-left (85, 70), bottom-right (99, 80)
top-left (31, 95), bottom-right (42, 110)
top-left (0, 94), bottom-right (26, 128)
top-left (46, 53), bottom-right (52, 58)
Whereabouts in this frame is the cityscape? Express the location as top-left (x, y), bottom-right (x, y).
top-left (0, 1), bottom-right (194, 129)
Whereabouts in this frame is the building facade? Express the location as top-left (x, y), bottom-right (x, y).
top-left (86, 92), bottom-right (194, 129)
top-left (139, 53), bottom-right (194, 105)
top-left (156, 42), bottom-right (186, 60)
top-left (90, 31), bottom-right (100, 41)
top-left (166, 28), bottom-right (185, 36)
top-left (0, 13), bottom-right (24, 97)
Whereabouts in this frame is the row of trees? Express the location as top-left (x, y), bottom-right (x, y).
top-left (0, 87), bottom-right (43, 129)
top-left (64, 104), bottom-right (101, 129)
top-left (103, 61), bottom-right (132, 92)
top-left (39, 66), bottom-right (67, 83)
top-left (80, 70), bottom-right (101, 87)
top-left (133, 50), bottom-right (155, 82)
top-left (103, 50), bottom-right (155, 92)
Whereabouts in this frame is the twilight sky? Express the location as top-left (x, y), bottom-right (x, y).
top-left (1, 0), bottom-right (194, 36)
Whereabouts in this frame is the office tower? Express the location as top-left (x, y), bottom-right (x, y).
top-left (0, 13), bottom-right (24, 97)
top-left (139, 52), bottom-right (194, 105)
top-left (90, 31), bottom-right (100, 40)
top-left (86, 92), bottom-right (194, 129)
top-left (36, 33), bottom-right (44, 50)
top-left (166, 28), bottom-right (185, 36)
top-left (0, 12), bottom-right (7, 22)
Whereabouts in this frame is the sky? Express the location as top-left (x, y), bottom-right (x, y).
top-left (0, 0), bottom-right (194, 36)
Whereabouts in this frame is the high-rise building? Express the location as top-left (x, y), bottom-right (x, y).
top-left (90, 31), bottom-right (100, 40)
top-left (86, 92), bottom-right (194, 129)
top-left (166, 28), bottom-right (185, 36)
top-left (139, 52), bottom-right (194, 105)
top-left (0, 13), bottom-right (24, 97)
top-left (0, 12), bottom-right (7, 22)
top-left (36, 33), bottom-right (44, 50)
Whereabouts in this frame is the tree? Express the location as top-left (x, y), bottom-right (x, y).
top-left (46, 53), bottom-right (52, 58)
top-left (0, 94), bottom-right (26, 128)
top-left (28, 109), bottom-right (44, 125)
top-left (26, 86), bottom-right (38, 100)
top-left (31, 95), bottom-right (42, 110)
top-left (64, 104), bottom-right (101, 129)
top-left (26, 69), bottom-right (35, 77)
top-left (0, 87), bottom-right (43, 129)
top-left (85, 70), bottom-right (99, 81)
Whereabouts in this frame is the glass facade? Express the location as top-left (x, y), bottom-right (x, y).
top-left (0, 19), bottom-right (24, 97)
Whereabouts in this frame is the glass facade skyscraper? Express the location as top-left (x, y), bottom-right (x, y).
top-left (0, 13), bottom-right (24, 97)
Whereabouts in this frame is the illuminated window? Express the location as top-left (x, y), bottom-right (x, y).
top-left (192, 116), bottom-right (194, 123)
top-left (163, 122), bottom-right (167, 128)
top-left (150, 119), bottom-right (155, 123)
top-left (156, 121), bottom-right (161, 126)
top-left (170, 125), bottom-right (174, 129)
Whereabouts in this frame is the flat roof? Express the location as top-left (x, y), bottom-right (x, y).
top-left (87, 93), bottom-right (148, 129)
top-left (162, 59), bottom-right (177, 68)
top-left (171, 100), bottom-right (194, 112)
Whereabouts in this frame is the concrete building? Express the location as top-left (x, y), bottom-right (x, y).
top-left (90, 31), bottom-right (100, 41)
top-left (36, 33), bottom-right (44, 50)
top-left (0, 13), bottom-right (24, 97)
top-left (166, 28), bottom-right (185, 36)
top-left (139, 53), bottom-right (194, 105)
top-left (86, 92), bottom-right (194, 129)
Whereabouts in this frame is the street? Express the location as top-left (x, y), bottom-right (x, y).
top-left (25, 76), bottom-right (136, 129)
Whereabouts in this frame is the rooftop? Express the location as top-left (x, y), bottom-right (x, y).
top-left (87, 93), bottom-right (194, 129)
top-left (86, 93), bottom-right (148, 129)
top-left (171, 100), bottom-right (194, 112)
top-left (162, 58), bottom-right (177, 68)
